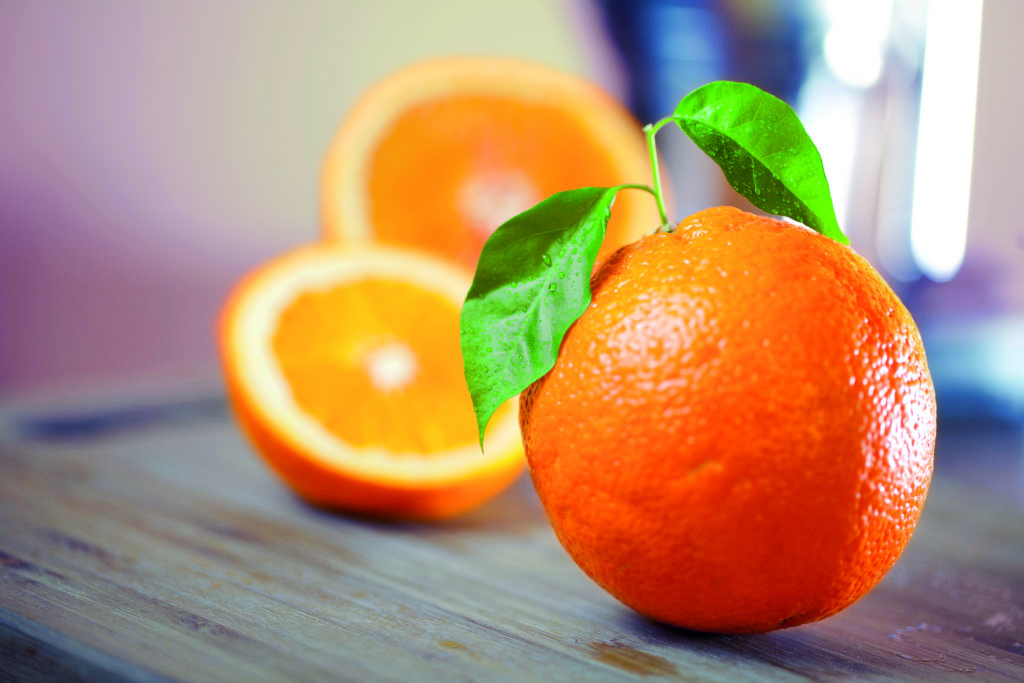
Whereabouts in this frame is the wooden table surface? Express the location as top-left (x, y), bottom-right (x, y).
top-left (1, 397), bottom-right (1023, 682)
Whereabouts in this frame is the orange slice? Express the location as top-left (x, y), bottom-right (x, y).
top-left (219, 244), bottom-right (523, 520)
top-left (321, 56), bottom-right (659, 270)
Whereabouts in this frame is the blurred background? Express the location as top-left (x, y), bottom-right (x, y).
top-left (1, 0), bottom-right (1021, 472)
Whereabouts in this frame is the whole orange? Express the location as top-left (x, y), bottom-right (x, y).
top-left (520, 206), bottom-right (936, 633)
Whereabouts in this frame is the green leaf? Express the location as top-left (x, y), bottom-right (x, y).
top-left (460, 186), bottom-right (620, 446)
top-left (674, 81), bottom-right (847, 244)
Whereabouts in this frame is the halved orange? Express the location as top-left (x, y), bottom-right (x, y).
top-left (321, 57), bottom-right (660, 270)
top-left (219, 244), bottom-right (523, 520)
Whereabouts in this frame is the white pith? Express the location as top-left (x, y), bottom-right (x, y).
top-left (365, 341), bottom-right (418, 391)
top-left (458, 170), bottom-right (541, 242)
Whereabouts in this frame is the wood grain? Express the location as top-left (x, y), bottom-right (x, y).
top-left (1, 410), bottom-right (1022, 681)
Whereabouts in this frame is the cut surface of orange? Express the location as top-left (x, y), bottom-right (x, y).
top-left (321, 57), bottom-right (660, 270)
top-left (219, 244), bottom-right (523, 520)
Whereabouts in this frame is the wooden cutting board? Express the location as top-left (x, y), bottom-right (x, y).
top-left (1, 401), bottom-right (1023, 681)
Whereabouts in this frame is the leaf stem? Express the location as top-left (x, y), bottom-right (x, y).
top-left (642, 117), bottom-right (677, 230)
top-left (617, 183), bottom-right (657, 197)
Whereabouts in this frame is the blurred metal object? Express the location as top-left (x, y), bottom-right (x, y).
top-left (593, 0), bottom-right (1024, 425)
top-left (594, 0), bottom-right (814, 218)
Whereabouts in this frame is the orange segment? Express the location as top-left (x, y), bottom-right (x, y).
top-left (272, 278), bottom-right (483, 452)
top-left (219, 244), bottom-right (523, 520)
top-left (322, 57), bottom-right (660, 270)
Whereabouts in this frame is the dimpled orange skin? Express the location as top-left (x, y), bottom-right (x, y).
top-left (520, 207), bottom-right (936, 633)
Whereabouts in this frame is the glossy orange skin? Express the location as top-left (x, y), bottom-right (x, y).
top-left (520, 207), bottom-right (936, 633)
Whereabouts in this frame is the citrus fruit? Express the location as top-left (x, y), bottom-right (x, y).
top-left (219, 244), bottom-right (523, 520)
top-left (520, 207), bottom-right (936, 633)
top-left (320, 57), bottom-right (659, 270)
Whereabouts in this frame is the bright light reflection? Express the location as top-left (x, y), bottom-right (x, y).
top-left (798, 75), bottom-right (862, 230)
top-left (910, 0), bottom-right (984, 282)
top-left (365, 342), bottom-right (417, 391)
top-left (821, 0), bottom-right (893, 89)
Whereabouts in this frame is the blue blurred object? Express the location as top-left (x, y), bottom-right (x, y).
top-left (594, 0), bottom-right (813, 122)
top-left (921, 317), bottom-right (1024, 424)
top-left (595, 0), bottom-right (728, 122)
top-left (594, 0), bottom-right (816, 224)
top-left (594, 0), bottom-right (1024, 433)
